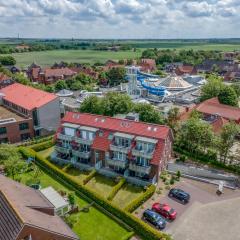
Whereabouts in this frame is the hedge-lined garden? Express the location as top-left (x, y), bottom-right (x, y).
top-left (19, 147), bottom-right (171, 240)
top-left (107, 177), bottom-right (126, 201)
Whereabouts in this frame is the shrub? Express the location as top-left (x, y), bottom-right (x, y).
top-left (83, 169), bottom-right (96, 185)
top-left (107, 177), bottom-right (126, 201)
top-left (29, 139), bottom-right (54, 152)
top-left (170, 176), bottom-right (175, 185)
top-left (19, 147), bottom-right (172, 240)
top-left (124, 185), bottom-right (156, 213)
top-left (176, 171), bottom-right (181, 180)
top-left (18, 135), bottom-right (54, 147)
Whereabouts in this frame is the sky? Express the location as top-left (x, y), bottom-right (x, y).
top-left (0, 0), bottom-right (240, 39)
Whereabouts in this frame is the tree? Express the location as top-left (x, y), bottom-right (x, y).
top-left (102, 92), bottom-right (133, 116)
top-left (106, 67), bottom-right (126, 86)
top-left (0, 55), bottom-right (16, 65)
top-left (217, 122), bottom-right (240, 164)
top-left (79, 95), bottom-right (103, 114)
top-left (200, 74), bottom-right (224, 102)
top-left (177, 116), bottom-right (214, 153)
top-left (218, 85), bottom-right (238, 107)
top-left (134, 103), bottom-right (164, 124)
top-left (0, 145), bottom-right (27, 180)
top-left (231, 83), bottom-right (240, 97)
top-left (167, 107), bottom-right (180, 135)
top-left (55, 80), bottom-right (67, 91)
top-left (68, 193), bottom-right (75, 206)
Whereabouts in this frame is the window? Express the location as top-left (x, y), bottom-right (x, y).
top-left (115, 137), bottom-right (130, 147)
top-left (136, 156), bottom-right (149, 166)
top-left (19, 122), bottom-right (29, 131)
top-left (113, 151), bottom-right (126, 161)
top-left (0, 127), bottom-right (7, 135)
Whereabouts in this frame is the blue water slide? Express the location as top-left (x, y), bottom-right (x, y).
top-left (136, 71), bottom-right (166, 96)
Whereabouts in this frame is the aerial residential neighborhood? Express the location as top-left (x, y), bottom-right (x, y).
top-left (0, 1), bottom-right (240, 240)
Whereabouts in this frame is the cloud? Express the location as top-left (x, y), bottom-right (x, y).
top-left (0, 0), bottom-right (239, 38)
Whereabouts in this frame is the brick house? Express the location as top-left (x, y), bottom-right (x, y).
top-left (138, 59), bottom-right (157, 73)
top-left (180, 98), bottom-right (240, 133)
top-left (53, 112), bottom-right (173, 186)
top-left (175, 65), bottom-right (197, 76)
top-left (0, 175), bottom-right (79, 240)
top-left (27, 64), bottom-right (77, 84)
top-left (0, 83), bottom-right (60, 142)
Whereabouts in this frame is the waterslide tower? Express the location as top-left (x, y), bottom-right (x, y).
top-left (125, 66), bottom-right (141, 96)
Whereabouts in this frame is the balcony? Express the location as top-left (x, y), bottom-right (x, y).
top-left (110, 144), bottom-right (130, 154)
top-left (55, 146), bottom-right (71, 154)
top-left (106, 157), bottom-right (128, 169)
top-left (131, 148), bottom-right (154, 159)
top-left (57, 133), bottom-right (73, 141)
top-left (75, 137), bottom-right (93, 145)
top-left (72, 150), bottom-right (91, 159)
top-left (129, 162), bottom-right (151, 175)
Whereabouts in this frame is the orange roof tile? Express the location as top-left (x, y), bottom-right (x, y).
top-left (0, 83), bottom-right (58, 110)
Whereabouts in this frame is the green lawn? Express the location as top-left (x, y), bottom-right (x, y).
top-left (113, 185), bottom-right (145, 209)
top-left (16, 168), bottom-right (129, 240)
top-left (86, 174), bottom-right (117, 198)
top-left (4, 49), bottom-right (142, 67)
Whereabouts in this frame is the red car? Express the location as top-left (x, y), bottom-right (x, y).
top-left (152, 203), bottom-right (177, 220)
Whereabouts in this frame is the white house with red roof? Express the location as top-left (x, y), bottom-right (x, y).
top-left (0, 83), bottom-right (60, 142)
top-left (53, 112), bottom-right (173, 186)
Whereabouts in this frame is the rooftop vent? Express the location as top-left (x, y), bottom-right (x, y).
top-left (121, 121), bottom-right (130, 128)
top-left (147, 126), bottom-right (152, 131)
top-left (73, 113), bottom-right (80, 119)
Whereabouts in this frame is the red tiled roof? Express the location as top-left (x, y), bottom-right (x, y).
top-left (151, 140), bottom-right (165, 165)
top-left (32, 67), bottom-right (41, 80)
top-left (196, 98), bottom-right (240, 121)
top-left (0, 83), bottom-right (58, 110)
top-left (44, 68), bottom-right (76, 78)
top-left (211, 116), bottom-right (229, 134)
top-left (62, 112), bottom-right (171, 140)
top-left (92, 130), bottom-right (111, 151)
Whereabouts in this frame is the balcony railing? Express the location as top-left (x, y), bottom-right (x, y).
top-left (72, 150), bottom-right (91, 159)
top-left (75, 137), bottom-right (93, 145)
top-left (131, 148), bottom-right (154, 159)
top-left (129, 162), bottom-right (151, 175)
top-left (110, 144), bottom-right (130, 154)
top-left (106, 157), bottom-right (128, 169)
top-left (55, 146), bottom-right (71, 154)
top-left (57, 133), bottom-right (73, 141)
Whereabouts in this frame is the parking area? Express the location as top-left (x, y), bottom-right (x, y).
top-left (134, 177), bottom-right (240, 239)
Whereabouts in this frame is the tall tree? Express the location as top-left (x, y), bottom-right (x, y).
top-left (217, 122), bottom-right (240, 164)
top-left (106, 67), bottom-right (126, 86)
top-left (167, 107), bottom-right (180, 135)
top-left (218, 85), bottom-right (239, 107)
top-left (200, 74), bottom-right (224, 102)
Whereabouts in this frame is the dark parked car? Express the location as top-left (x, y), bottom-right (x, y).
top-left (152, 203), bottom-right (177, 220)
top-left (168, 188), bottom-right (190, 204)
top-left (143, 209), bottom-right (166, 229)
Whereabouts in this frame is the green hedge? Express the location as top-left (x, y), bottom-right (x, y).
top-left (174, 145), bottom-right (240, 175)
top-left (124, 185), bottom-right (156, 213)
top-left (29, 140), bottom-right (55, 152)
top-left (17, 135), bottom-right (54, 147)
top-left (19, 147), bottom-right (171, 240)
top-left (83, 169), bottom-right (96, 185)
top-left (120, 231), bottom-right (135, 240)
top-left (107, 177), bottom-right (126, 201)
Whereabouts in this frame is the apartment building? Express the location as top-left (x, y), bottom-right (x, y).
top-left (52, 112), bottom-right (173, 186)
top-left (0, 83), bottom-right (60, 143)
top-left (0, 175), bottom-right (79, 240)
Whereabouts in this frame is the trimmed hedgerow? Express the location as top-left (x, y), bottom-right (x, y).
top-left (19, 147), bottom-right (171, 240)
top-left (107, 177), bottom-right (126, 201)
top-left (29, 139), bottom-right (55, 152)
top-left (17, 135), bottom-right (54, 147)
top-left (83, 169), bottom-right (96, 185)
top-left (124, 185), bottom-right (156, 213)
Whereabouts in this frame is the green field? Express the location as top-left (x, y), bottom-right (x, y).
top-left (5, 49), bottom-right (142, 67)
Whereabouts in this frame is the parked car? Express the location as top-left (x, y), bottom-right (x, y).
top-left (152, 203), bottom-right (177, 220)
top-left (168, 188), bottom-right (190, 204)
top-left (143, 209), bottom-right (166, 229)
